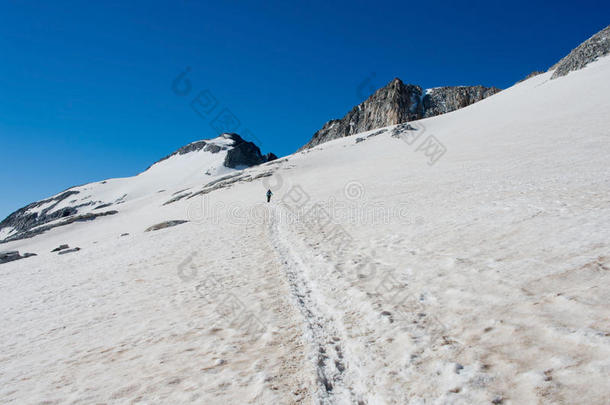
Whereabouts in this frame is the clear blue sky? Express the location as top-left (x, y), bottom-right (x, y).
top-left (0, 0), bottom-right (608, 219)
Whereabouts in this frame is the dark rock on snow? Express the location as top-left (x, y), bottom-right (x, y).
top-left (185, 170), bottom-right (274, 202)
top-left (162, 193), bottom-right (192, 206)
top-left (51, 244), bottom-right (70, 252)
top-left (145, 220), bottom-right (189, 232)
top-left (0, 190), bottom-right (80, 240)
top-left (1, 210), bottom-right (118, 244)
top-left (391, 123), bottom-right (416, 138)
top-left (0, 187), bottom-right (120, 243)
top-left (58, 247), bottom-right (81, 255)
top-left (0, 251), bottom-right (37, 264)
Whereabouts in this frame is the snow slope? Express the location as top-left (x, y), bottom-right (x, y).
top-left (18, 135), bottom-right (238, 220)
top-left (1, 56), bottom-right (610, 404)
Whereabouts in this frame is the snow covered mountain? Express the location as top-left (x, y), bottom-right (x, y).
top-left (301, 24), bottom-right (610, 152)
top-left (1, 26), bottom-right (610, 404)
top-left (0, 133), bottom-right (275, 244)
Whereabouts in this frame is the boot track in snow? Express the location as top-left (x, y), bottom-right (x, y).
top-left (267, 206), bottom-right (360, 404)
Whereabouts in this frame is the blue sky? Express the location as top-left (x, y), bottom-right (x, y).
top-left (0, 0), bottom-right (608, 219)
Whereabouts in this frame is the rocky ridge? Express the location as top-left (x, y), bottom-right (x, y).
top-left (301, 25), bottom-right (610, 151)
top-left (422, 85), bottom-right (501, 118)
top-left (152, 133), bottom-right (276, 169)
top-left (550, 25), bottom-right (610, 79)
top-left (300, 79), bottom-right (500, 150)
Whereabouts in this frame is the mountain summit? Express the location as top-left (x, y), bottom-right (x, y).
top-left (152, 133), bottom-right (276, 170)
top-left (299, 78), bottom-right (500, 150)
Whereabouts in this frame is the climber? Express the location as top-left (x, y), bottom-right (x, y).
top-left (266, 189), bottom-right (273, 203)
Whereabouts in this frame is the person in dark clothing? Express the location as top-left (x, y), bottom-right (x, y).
top-left (266, 189), bottom-right (273, 203)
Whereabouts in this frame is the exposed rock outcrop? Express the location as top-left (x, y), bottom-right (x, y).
top-left (1, 210), bottom-right (118, 244)
top-left (0, 190), bottom-right (81, 239)
top-left (58, 247), bottom-right (80, 255)
top-left (152, 133), bottom-right (276, 169)
top-left (550, 25), bottom-right (610, 79)
top-left (223, 133), bottom-right (276, 168)
top-left (422, 86), bottom-right (501, 118)
top-left (300, 78), bottom-right (500, 150)
top-left (0, 251), bottom-right (36, 264)
top-left (145, 220), bottom-right (188, 232)
top-left (300, 79), bottom-right (424, 150)
top-left (183, 170), bottom-right (274, 203)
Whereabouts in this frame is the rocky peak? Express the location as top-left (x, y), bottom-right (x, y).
top-left (550, 25), bottom-right (610, 79)
top-left (222, 133), bottom-right (276, 168)
top-left (299, 78), bottom-right (500, 150)
top-left (299, 79), bottom-right (423, 150)
top-left (152, 132), bottom-right (276, 169)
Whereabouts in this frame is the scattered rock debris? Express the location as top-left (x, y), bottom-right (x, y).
top-left (145, 220), bottom-right (188, 232)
